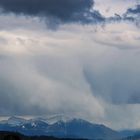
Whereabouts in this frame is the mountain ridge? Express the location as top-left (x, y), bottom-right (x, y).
top-left (0, 116), bottom-right (121, 140)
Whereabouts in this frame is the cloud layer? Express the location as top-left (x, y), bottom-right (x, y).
top-left (0, 0), bottom-right (140, 130)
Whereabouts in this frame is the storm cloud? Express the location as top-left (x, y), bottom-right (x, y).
top-left (0, 0), bottom-right (104, 24)
top-left (123, 4), bottom-right (140, 24)
top-left (127, 4), bottom-right (140, 15)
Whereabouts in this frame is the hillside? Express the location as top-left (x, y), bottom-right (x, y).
top-left (0, 131), bottom-right (87, 140)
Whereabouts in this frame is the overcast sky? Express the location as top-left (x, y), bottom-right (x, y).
top-left (0, 0), bottom-right (140, 130)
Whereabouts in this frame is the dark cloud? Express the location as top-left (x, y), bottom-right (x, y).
top-left (123, 4), bottom-right (140, 25)
top-left (0, 0), bottom-right (104, 24)
top-left (127, 5), bottom-right (140, 14)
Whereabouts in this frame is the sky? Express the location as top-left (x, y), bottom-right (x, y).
top-left (0, 0), bottom-right (140, 130)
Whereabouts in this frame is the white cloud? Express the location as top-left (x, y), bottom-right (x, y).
top-left (94, 0), bottom-right (137, 17)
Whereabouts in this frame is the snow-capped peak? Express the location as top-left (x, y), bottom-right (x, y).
top-left (6, 116), bottom-right (27, 126)
top-left (0, 115), bottom-right (81, 127)
top-left (31, 122), bottom-right (37, 127)
top-left (43, 114), bottom-right (73, 124)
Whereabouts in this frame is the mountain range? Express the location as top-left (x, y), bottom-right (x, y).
top-left (0, 115), bottom-right (122, 140)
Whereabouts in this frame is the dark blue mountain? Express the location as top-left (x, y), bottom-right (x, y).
top-left (119, 129), bottom-right (139, 138)
top-left (46, 119), bottom-right (121, 140)
top-left (0, 116), bottom-right (121, 140)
